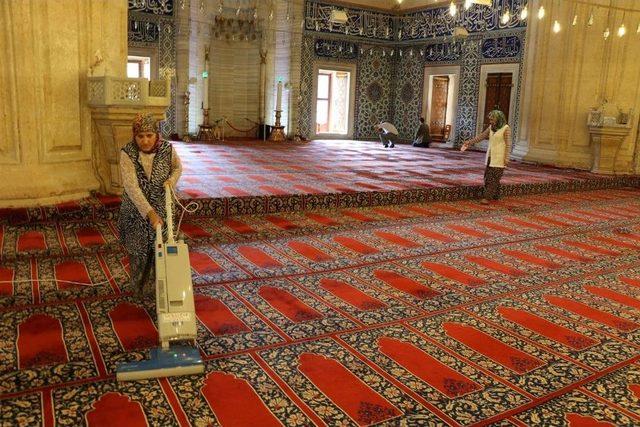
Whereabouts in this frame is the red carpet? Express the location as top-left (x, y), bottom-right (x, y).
top-left (1, 141), bottom-right (640, 425)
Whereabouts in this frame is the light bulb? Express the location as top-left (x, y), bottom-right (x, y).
top-left (520, 6), bottom-right (528, 20)
top-left (604, 27), bottom-right (610, 39)
top-left (617, 23), bottom-right (626, 37)
top-left (538, 6), bottom-right (545, 20)
top-left (449, 1), bottom-right (457, 17)
top-left (553, 20), bottom-right (561, 33)
top-left (572, 15), bottom-right (578, 26)
top-left (588, 13), bottom-right (594, 26)
top-left (637, 22), bottom-right (640, 33)
top-left (501, 10), bottom-right (511, 25)
top-left (464, 0), bottom-right (472, 10)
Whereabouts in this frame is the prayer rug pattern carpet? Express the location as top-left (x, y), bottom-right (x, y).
top-left (1, 186), bottom-right (640, 425)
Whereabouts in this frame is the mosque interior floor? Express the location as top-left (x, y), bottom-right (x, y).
top-left (1, 178), bottom-right (640, 425)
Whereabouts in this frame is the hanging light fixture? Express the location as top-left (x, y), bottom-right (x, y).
top-left (501, 9), bottom-right (511, 25)
top-left (617, 23), bottom-right (626, 37)
top-left (449, 1), bottom-right (457, 17)
top-left (520, 5), bottom-right (528, 20)
top-left (538, 5), bottom-right (545, 20)
top-left (553, 20), bottom-right (561, 33)
top-left (604, 27), bottom-right (610, 39)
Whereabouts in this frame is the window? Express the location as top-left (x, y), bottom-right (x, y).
top-left (315, 69), bottom-right (351, 135)
top-left (127, 56), bottom-right (151, 79)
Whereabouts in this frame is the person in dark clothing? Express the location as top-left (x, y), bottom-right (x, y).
top-left (412, 117), bottom-right (431, 147)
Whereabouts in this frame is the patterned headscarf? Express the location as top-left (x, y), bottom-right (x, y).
top-left (132, 113), bottom-right (158, 137)
top-left (488, 110), bottom-right (507, 132)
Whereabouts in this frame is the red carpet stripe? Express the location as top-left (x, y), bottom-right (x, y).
top-left (238, 246), bottom-right (283, 268)
top-left (432, 204), bottom-right (465, 214)
top-left (17, 314), bottom-right (69, 369)
top-left (85, 392), bottom-right (148, 427)
top-left (405, 206), bottom-right (435, 216)
top-left (500, 249), bottom-right (561, 269)
top-left (378, 337), bottom-right (483, 398)
top-left (0, 266), bottom-right (14, 296)
top-left (614, 231), bottom-right (640, 243)
top-left (223, 186), bottom-right (251, 197)
top-left (446, 225), bottom-right (490, 239)
top-left (341, 210), bottom-right (376, 222)
top-left (574, 209), bottom-right (617, 221)
top-left (464, 255), bottom-right (526, 276)
top-left (584, 285), bottom-right (640, 310)
top-left (553, 212), bottom-right (594, 224)
top-left (562, 240), bottom-right (620, 256)
top-left (497, 306), bottom-right (599, 350)
top-left (373, 208), bottom-right (410, 219)
top-left (374, 270), bottom-right (440, 299)
top-left (248, 175), bottom-right (269, 183)
top-left (565, 414), bottom-right (616, 426)
top-left (76, 227), bottom-right (106, 248)
top-left (305, 212), bottom-right (339, 226)
top-left (475, 221), bottom-right (520, 235)
top-left (258, 286), bottom-right (323, 322)
top-left (298, 353), bottom-right (402, 425)
top-left (223, 219), bottom-right (256, 234)
top-left (108, 303), bottom-right (158, 351)
top-left (194, 295), bottom-right (250, 336)
top-left (288, 241), bottom-right (333, 262)
top-left (190, 251), bottom-right (224, 275)
top-left (259, 185), bottom-right (289, 195)
top-left (421, 262), bottom-right (486, 286)
top-left (535, 245), bottom-right (594, 263)
top-left (319, 278), bottom-right (386, 310)
top-left (528, 215), bottom-right (572, 227)
top-left (504, 217), bottom-right (547, 231)
top-left (180, 223), bottom-right (212, 238)
top-left (413, 228), bottom-right (456, 243)
top-left (544, 295), bottom-right (638, 332)
top-left (333, 236), bottom-right (379, 254)
top-left (54, 261), bottom-right (92, 290)
top-left (201, 372), bottom-right (281, 426)
top-left (596, 207), bottom-right (635, 219)
top-left (443, 322), bottom-right (545, 374)
top-left (590, 236), bottom-right (640, 250)
top-left (374, 231), bottom-right (420, 248)
top-left (265, 215), bottom-right (298, 230)
top-left (17, 231), bottom-right (47, 252)
top-left (619, 276), bottom-right (640, 288)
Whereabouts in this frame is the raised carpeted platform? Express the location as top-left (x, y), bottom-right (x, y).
top-left (1, 139), bottom-right (637, 225)
top-left (1, 187), bottom-right (640, 425)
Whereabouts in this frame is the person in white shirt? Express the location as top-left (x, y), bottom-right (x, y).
top-left (374, 121), bottom-right (399, 148)
top-left (460, 110), bottom-right (511, 204)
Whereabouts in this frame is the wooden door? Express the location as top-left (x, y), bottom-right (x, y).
top-left (429, 76), bottom-right (449, 142)
top-left (483, 73), bottom-right (512, 130)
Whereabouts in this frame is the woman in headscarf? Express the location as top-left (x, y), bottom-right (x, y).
top-left (118, 113), bottom-right (182, 297)
top-left (460, 110), bottom-right (511, 204)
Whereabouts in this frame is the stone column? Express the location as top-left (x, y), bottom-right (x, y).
top-left (0, 0), bottom-right (127, 207)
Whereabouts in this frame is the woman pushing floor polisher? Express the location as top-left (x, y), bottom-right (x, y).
top-left (116, 183), bottom-right (204, 381)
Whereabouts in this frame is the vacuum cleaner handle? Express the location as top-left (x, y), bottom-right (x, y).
top-left (164, 182), bottom-right (175, 244)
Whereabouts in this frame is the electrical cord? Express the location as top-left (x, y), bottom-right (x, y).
top-left (168, 183), bottom-right (200, 241)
